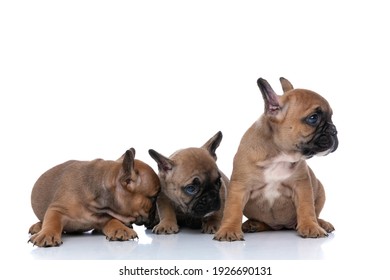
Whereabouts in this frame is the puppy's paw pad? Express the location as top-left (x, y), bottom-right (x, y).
top-left (318, 219), bottom-right (335, 233)
top-left (152, 223), bottom-right (179, 235)
top-left (213, 229), bottom-right (244, 242)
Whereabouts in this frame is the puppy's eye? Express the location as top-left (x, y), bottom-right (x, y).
top-left (184, 184), bottom-right (200, 196)
top-left (306, 113), bottom-right (320, 126)
top-left (215, 177), bottom-right (222, 187)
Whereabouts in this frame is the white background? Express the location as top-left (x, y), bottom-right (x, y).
top-left (1, 0), bottom-right (389, 279)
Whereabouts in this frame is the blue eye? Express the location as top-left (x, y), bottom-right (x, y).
top-left (184, 184), bottom-right (200, 196)
top-left (306, 113), bottom-right (319, 126)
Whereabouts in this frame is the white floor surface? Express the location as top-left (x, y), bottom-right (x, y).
top-left (20, 221), bottom-right (370, 261)
top-left (27, 227), bottom-right (335, 260)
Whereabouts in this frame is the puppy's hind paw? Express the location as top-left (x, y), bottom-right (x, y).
top-left (242, 219), bottom-right (272, 233)
top-left (318, 219), bottom-right (335, 233)
top-left (297, 222), bottom-right (328, 238)
top-left (28, 222), bottom-right (42, 235)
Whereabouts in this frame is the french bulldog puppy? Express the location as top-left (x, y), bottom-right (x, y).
top-left (148, 131), bottom-right (229, 234)
top-left (28, 148), bottom-right (160, 247)
top-left (214, 78), bottom-right (338, 241)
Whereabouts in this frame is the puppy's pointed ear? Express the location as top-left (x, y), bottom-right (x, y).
top-left (201, 131), bottom-right (222, 161)
top-left (120, 148), bottom-right (137, 188)
top-left (280, 77), bottom-right (294, 93)
top-left (257, 78), bottom-right (281, 116)
top-left (116, 147), bottom-right (135, 162)
top-left (148, 149), bottom-right (174, 173)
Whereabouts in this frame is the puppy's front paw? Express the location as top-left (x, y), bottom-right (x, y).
top-left (104, 224), bottom-right (138, 241)
top-left (28, 230), bottom-right (63, 247)
top-left (297, 221), bottom-right (328, 238)
top-left (201, 220), bottom-right (220, 234)
top-left (105, 226), bottom-right (138, 241)
top-left (152, 221), bottom-right (179, 234)
top-left (213, 227), bottom-right (244, 242)
top-left (103, 219), bottom-right (138, 241)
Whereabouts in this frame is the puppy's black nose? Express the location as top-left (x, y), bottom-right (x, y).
top-left (326, 123), bottom-right (337, 136)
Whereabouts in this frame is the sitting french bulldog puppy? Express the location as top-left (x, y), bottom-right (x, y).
top-left (214, 78), bottom-right (338, 241)
top-left (28, 148), bottom-right (160, 247)
top-left (148, 131), bottom-right (229, 234)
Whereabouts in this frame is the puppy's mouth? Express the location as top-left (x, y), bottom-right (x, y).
top-left (191, 190), bottom-right (221, 217)
top-left (137, 209), bottom-right (158, 228)
top-left (300, 122), bottom-right (338, 158)
top-left (116, 213), bottom-right (156, 227)
top-left (134, 216), bottom-right (147, 226)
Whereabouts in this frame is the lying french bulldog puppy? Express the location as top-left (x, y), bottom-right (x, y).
top-left (148, 131), bottom-right (229, 234)
top-left (214, 78), bottom-right (338, 241)
top-left (28, 148), bottom-right (160, 247)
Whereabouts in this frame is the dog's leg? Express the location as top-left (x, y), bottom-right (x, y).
top-left (28, 208), bottom-right (63, 247)
top-left (214, 181), bottom-right (247, 241)
top-left (314, 180), bottom-right (335, 233)
top-left (152, 194), bottom-right (179, 234)
top-left (102, 218), bottom-right (138, 241)
top-left (242, 219), bottom-right (272, 233)
top-left (294, 180), bottom-right (329, 238)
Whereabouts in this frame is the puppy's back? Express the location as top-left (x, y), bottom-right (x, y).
top-left (31, 160), bottom-right (78, 220)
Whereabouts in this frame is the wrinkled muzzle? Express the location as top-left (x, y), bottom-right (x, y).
top-left (301, 122), bottom-right (338, 158)
top-left (191, 189), bottom-right (221, 218)
top-left (134, 202), bottom-right (158, 228)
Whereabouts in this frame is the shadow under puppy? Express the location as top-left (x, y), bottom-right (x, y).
top-left (214, 78), bottom-right (338, 241)
top-left (28, 148), bottom-right (160, 247)
top-left (148, 131), bottom-right (229, 234)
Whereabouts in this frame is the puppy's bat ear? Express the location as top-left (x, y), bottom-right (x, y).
top-left (148, 149), bottom-right (174, 172)
top-left (117, 147), bottom-right (136, 162)
top-left (257, 78), bottom-right (281, 115)
top-left (120, 148), bottom-right (136, 187)
top-left (122, 148), bottom-right (135, 171)
top-left (201, 131), bottom-right (222, 161)
top-left (279, 77), bottom-right (294, 93)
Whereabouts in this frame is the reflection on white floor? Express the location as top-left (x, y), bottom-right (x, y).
top-left (28, 225), bottom-right (337, 260)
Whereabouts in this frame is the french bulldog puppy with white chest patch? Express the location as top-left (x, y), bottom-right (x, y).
top-left (214, 77), bottom-right (338, 241)
top-left (148, 131), bottom-right (229, 234)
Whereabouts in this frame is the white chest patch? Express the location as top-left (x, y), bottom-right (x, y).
top-left (258, 154), bottom-right (302, 206)
top-left (263, 154), bottom-right (299, 182)
top-left (262, 183), bottom-right (282, 206)
top-left (263, 161), bottom-right (294, 183)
